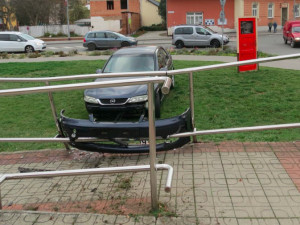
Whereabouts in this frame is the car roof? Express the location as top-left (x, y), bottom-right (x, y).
top-left (113, 46), bottom-right (159, 55)
top-left (0, 31), bottom-right (22, 34)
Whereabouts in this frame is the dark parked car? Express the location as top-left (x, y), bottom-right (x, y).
top-left (84, 46), bottom-right (174, 118)
top-left (83, 30), bottom-right (138, 51)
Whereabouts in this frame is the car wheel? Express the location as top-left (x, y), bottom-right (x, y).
top-left (211, 40), bottom-right (220, 48)
top-left (121, 41), bottom-right (130, 47)
top-left (155, 93), bottom-right (161, 118)
top-left (175, 40), bottom-right (184, 49)
top-left (88, 43), bottom-right (96, 51)
top-left (25, 45), bottom-right (34, 53)
top-left (291, 40), bottom-right (296, 48)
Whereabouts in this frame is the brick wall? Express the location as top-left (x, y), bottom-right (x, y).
top-left (90, 0), bottom-right (140, 17)
top-left (121, 12), bottom-right (141, 34)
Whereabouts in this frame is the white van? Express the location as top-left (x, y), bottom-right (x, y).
top-left (0, 31), bottom-right (46, 53)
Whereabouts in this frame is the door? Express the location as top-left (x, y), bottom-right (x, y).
top-left (105, 32), bottom-right (121, 48)
top-left (194, 27), bottom-right (210, 46)
top-left (7, 34), bottom-right (23, 52)
top-left (94, 32), bottom-right (107, 48)
top-left (282, 8), bottom-right (288, 27)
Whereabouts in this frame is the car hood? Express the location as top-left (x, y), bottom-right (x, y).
top-left (84, 77), bottom-right (148, 99)
top-left (291, 32), bottom-right (300, 38)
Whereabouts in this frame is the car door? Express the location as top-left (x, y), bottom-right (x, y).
top-left (194, 27), bottom-right (211, 46)
top-left (0, 34), bottom-right (9, 51)
top-left (7, 34), bottom-right (24, 52)
top-left (105, 32), bottom-right (122, 48)
top-left (94, 32), bottom-right (107, 48)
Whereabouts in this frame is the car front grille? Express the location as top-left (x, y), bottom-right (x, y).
top-left (99, 98), bottom-right (128, 105)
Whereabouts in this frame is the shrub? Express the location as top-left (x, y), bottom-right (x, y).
top-left (138, 24), bottom-right (165, 31)
top-left (27, 52), bottom-right (41, 58)
top-left (0, 53), bottom-right (10, 59)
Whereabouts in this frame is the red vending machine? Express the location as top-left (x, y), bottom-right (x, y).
top-left (237, 17), bottom-right (258, 72)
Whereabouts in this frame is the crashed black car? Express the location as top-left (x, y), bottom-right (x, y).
top-left (83, 46), bottom-right (174, 118)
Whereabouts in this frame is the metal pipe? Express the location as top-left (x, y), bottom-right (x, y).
top-left (0, 137), bottom-right (106, 143)
top-left (169, 123), bottom-right (300, 138)
top-left (1, 53), bottom-right (300, 83)
top-left (45, 81), bottom-right (70, 150)
top-left (0, 77), bottom-right (169, 97)
top-left (189, 72), bottom-right (197, 143)
top-left (147, 82), bottom-right (158, 210)
top-left (0, 164), bottom-right (173, 209)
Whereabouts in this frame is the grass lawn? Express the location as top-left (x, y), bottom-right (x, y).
top-left (0, 60), bottom-right (299, 152)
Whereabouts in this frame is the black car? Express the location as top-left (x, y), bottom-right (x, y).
top-left (84, 46), bottom-right (174, 118)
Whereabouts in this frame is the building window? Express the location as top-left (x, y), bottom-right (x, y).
top-left (252, 3), bottom-right (258, 17)
top-left (107, 0), bottom-right (114, 10)
top-left (268, 3), bottom-right (274, 18)
top-left (295, 4), bottom-right (300, 17)
top-left (186, 12), bottom-right (203, 25)
top-left (121, 0), bottom-right (127, 9)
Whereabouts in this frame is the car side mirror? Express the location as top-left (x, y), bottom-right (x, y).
top-left (96, 69), bottom-right (102, 74)
top-left (17, 39), bottom-right (21, 42)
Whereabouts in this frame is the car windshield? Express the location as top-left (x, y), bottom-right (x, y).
top-left (292, 26), bottom-right (300, 33)
top-left (103, 54), bottom-right (155, 73)
top-left (18, 33), bottom-right (35, 40)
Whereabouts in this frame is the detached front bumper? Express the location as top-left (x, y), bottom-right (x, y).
top-left (58, 108), bottom-right (192, 153)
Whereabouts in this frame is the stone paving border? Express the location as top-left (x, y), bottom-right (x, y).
top-left (0, 141), bottom-right (300, 225)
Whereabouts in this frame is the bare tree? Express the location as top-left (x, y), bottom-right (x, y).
top-left (0, 0), bottom-right (15, 30)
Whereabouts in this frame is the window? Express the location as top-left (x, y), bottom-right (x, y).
top-left (195, 27), bottom-right (207, 35)
top-left (95, 32), bottom-right (105, 38)
top-left (252, 3), bottom-right (258, 17)
top-left (186, 12), bottom-right (203, 25)
top-left (106, 32), bottom-right (118, 39)
top-left (174, 27), bottom-right (193, 35)
top-left (107, 0), bottom-right (114, 10)
top-left (9, 34), bottom-right (18, 41)
top-left (0, 34), bottom-right (9, 41)
top-left (268, 3), bottom-right (274, 18)
top-left (120, 0), bottom-right (127, 9)
top-left (295, 4), bottom-right (300, 17)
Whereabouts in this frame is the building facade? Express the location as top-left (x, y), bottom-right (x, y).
top-left (167, 0), bottom-right (300, 34)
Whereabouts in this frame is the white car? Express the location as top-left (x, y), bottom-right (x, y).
top-left (0, 31), bottom-right (46, 53)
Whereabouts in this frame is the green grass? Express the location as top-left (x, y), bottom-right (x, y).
top-left (0, 60), bottom-right (299, 152)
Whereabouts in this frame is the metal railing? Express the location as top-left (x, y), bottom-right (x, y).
top-left (1, 53), bottom-right (300, 210)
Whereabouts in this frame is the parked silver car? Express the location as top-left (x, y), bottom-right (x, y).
top-left (172, 25), bottom-right (229, 48)
top-left (83, 31), bottom-right (138, 51)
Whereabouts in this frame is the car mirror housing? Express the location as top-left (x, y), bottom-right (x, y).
top-left (96, 69), bottom-right (102, 74)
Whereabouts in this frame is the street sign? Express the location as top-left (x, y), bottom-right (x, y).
top-left (220, 10), bottom-right (225, 22)
top-left (220, 0), bottom-right (226, 6)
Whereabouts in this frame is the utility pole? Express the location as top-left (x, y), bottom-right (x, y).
top-left (66, 0), bottom-right (71, 40)
top-left (294, 0), bottom-right (296, 20)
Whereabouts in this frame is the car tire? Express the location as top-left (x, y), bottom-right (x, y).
top-left (25, 45), bottom-right (34, 53)
top-left (175, 40), bottom-right (184, 49)
top-left (88, 43), bottom-right (96, 51)
top-left (211, 40), bottom-right (220, 48)
top-left (291, 40), bottom-right (296, 48)
top-left (155, 93), bottom-right (161, 118)
top-left (121, 41), bottom-right (130, 47)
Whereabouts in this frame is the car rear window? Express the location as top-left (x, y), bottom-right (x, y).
top-left (87, 33), bottom-right (95, 38)
top-left (103, 54), bottom-right (155, 73)
top-left (174, 27), bottom-right (193, 35)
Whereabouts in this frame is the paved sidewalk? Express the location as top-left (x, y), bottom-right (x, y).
top-left (0, 142), bottom-right (300, 225)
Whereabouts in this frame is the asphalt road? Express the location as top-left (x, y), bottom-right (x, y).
top-left (45, 31), bottom-right (300, 55)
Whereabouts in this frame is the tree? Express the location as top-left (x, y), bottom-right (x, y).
top-left (69, 0), bottom-right (90, 23)
top-left (158, 0), bottom-right (166, 28)
top-left (0, 0), bottom-right (15, 30)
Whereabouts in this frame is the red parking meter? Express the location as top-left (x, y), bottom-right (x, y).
top-left (237, 17), bottom-right (258, 72)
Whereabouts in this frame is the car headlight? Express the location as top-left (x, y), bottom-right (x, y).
top-left (295, 37), bottom-right (300, 41)
top-left (84, 95), bottom-right (99, 104)
top-left (36, 42), bottom-right (43, 46)
top-left (128, 95), bottom-right (148, 103)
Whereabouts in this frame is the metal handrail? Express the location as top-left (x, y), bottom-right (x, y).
top-left (0, 164), bottom-right (173, 209)
top-left (1, 53), bottom-right (300, 82)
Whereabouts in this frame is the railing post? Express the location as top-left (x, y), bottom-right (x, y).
top-left (45, 81), bottom-right (70, 150)
top-left (189, 72), bottom-right (197, 143)
top-left (147, 82), bottom-right (158, 210)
